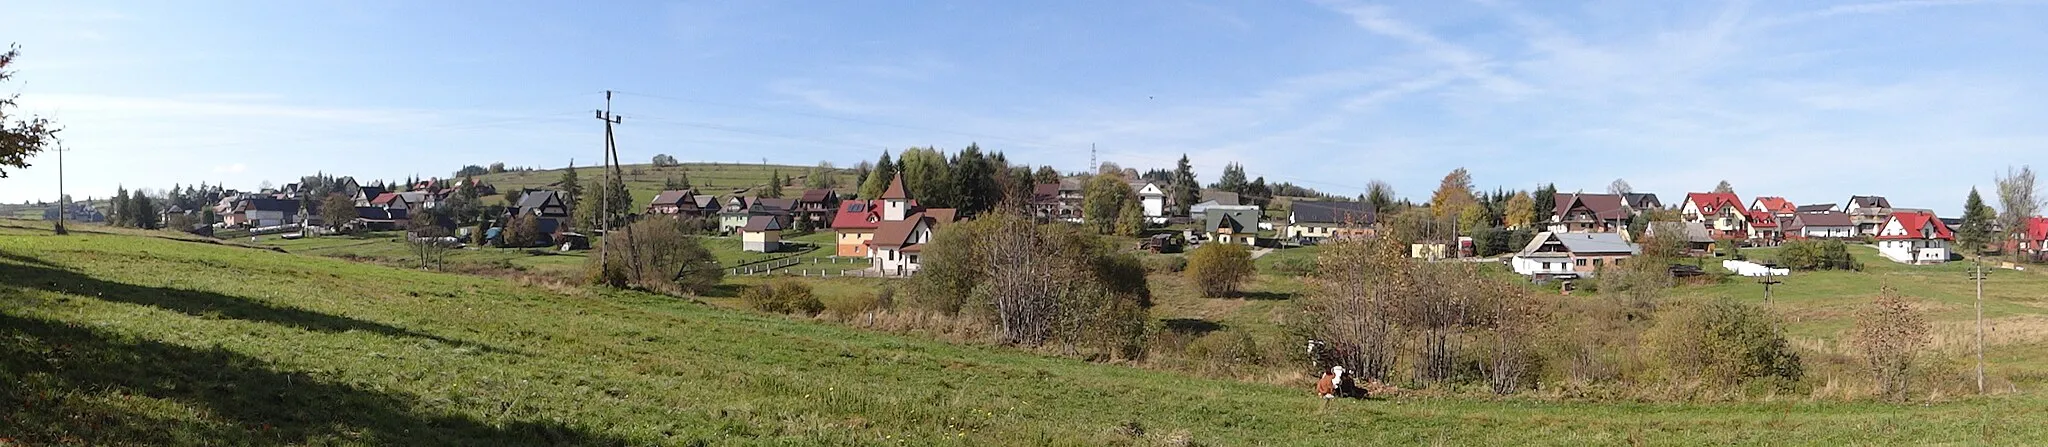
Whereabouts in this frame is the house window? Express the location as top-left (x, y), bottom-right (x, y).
top-left (1614, 258), bottom-right (1625, 265)
top-left (1593, 259), bottom-right (1604, 267)
top-left (1575, 259), bottom-right (1587, 267)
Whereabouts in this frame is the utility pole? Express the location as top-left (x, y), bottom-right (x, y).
top-left (1969, 258), bottom-right (1988, 394)
top-left (53, 140), bottom-right (68, 235)
top-left (1090, 143), bottom-right (1097, 175)
top-left (594, 91), bottom-right (624, 266)
top-left (1758, 268), bottom-right (1783, 333)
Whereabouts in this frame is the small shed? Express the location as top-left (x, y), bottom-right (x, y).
top-left (742, 215), bottom-right (784, 253)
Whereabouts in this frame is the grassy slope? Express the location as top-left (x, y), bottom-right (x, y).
top-left (471, 162), bottom-right (854, 207)
top-left (6, 220), bottom-right (2045, 445)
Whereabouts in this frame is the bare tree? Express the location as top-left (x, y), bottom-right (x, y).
top-left (1713, 180), bottom-right (1734, 194)
top-left (1997, 165), bottom-right (2040, 261)
top-left (1607, 179), bottom-right (1633, 196)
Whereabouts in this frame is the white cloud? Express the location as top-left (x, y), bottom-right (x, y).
top-left (212, 163), bottom-right (247, 174)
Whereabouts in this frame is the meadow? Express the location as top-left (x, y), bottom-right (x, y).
top-left (3, 219), bottom-right (2046, 445)
top-left (471, 162), bottom-right (853, 207)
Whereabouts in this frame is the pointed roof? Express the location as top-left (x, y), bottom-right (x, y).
top-left (1752, 196), bottom-right (1795, 214)
top-left (1685, 192), bottom-right (1744, 214)
top-left (1879, 211), bottom-right (1953, 240)
top-left (1554, 193), bottom-right (1629, 220)
top-left (881, 174), bottom-right (910, 200)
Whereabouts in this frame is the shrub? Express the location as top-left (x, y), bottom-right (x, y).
top-left (1852, 287), bottom-right (1930, 401)
top-left (1185, 243), bottom-right (1255, 298)
top-left (912, 213), bottom-right (1152, 357)
top-left (584, 219), bottom-right (723, 295)
top-left (1142, 255), bottom-right (1188, 274)
top-left (1645, 298), bottom-right (1803, 388)
top-left (742, 279), bottom-right (823, 316)
top-left (1777, 240), bottom-right (1861, 271)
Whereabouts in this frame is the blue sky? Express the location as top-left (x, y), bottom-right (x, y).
top-left (5, 0), bottom-right (2046, 215)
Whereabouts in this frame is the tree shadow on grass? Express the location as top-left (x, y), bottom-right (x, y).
top-left (1239, 290), bottom-right (1294, 301)
top-left (0, 312), bottom-right (633, 446)
top-left (1162, 318), bottom-right (1226, 336)
top-left (0, 257), bottom-right (520, 356)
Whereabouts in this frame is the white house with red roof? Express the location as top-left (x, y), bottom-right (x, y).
top-left (1876, 210), bottom-right (1954, 264)
top-left (2003, 216), bottom-right (2048, 261)
top-left (1681, 192), bottom-right (1749, 240)
top-left (1746, 209), bottom-right (1782, 245)
top-left (862, 174), bottom-right (957, 276)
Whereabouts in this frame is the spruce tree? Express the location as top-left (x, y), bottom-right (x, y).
top-left (1171, 154), bottom-right (1199, 216)
top-left (859, 151), bottom-right (896, 199)
top-left (1957, 188), bottom-right (1998, 257)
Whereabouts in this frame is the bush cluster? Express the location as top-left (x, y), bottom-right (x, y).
top-left (742, 279), bottom-right (823, 316)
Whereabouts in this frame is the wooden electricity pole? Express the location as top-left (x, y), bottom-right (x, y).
top-left (1969, 259), bottom-right (1988, 394)
top-left (53, 141), bottom-right (68, 235)
top-left (595, 91), bottom-right (624, 265)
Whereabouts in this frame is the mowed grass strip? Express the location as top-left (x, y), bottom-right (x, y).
top-left (0, 221), bottom-right (2042, 445)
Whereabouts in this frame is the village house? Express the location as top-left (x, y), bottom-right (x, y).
top-left (504, 190), bottom-right (572, 247)
top-left (646, 189), bottom-right (717, 218)
top-left (1030, 179), bottom-right (1085, 223)
top-left (794, 189), bottom-right (842, 228)
top-left (1796, 203), bottom-right (1836, 213)
top-left (1646, 221), bottom-right (1716, 256)
top-left (1750, 196), bottom-right (1797, 219)
top-left (1201, 208), bottom-right (1261, 246)
top-left (353, 186), bottom-right (388, 207)
top-left (2005, 217), bottom-right (2048, 261)
top-left (717, 196), bottom-right (795, 235)
top-left (1785, 211), bottom-right (1857, 239)
top-left (1876, 210), bottom-right (1954, 265)
top-left (865, 174), bottom-right (958, 276)
top-left (1510, 232), bottom-right (1640, 278)
top-left (1130, 182), bottom-right (1167, 224)
top-left (741, 216), bottom-right (784, 253)
top-left (1285, 200), bottom-right (1375, 243)
top-left (348, 207), bottom-right (407, 232)
top-left (1681, 192), bottom-right (1749, 240)
top-left (831, 199), bottom-right (896, 257)
top-left (1621, 193), bottom-right (1662, 215)
top-left (238, 198), bottom-right (301, 228)
top-left (1189, 190), bottom-right (1259, 223)
top-left (1747, 209), bottom-right (1783, 245)
top-left (1844, 195), bottom-right (1893, 235)
top-left (1548, 193), bottom-right (1630, 233)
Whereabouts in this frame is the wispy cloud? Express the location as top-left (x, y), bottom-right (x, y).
top-left (212, 163), bottom-right (247, 174)
top-left (1311, 0), bottom-right (1533, 98)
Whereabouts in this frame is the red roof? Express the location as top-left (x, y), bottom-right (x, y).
top-left (370, 192), bottom-right (399, 205)
top-left (1747, 209), bottom-right (1779, 228)
top-left (1877, 211), bottom-right (1953, 240)
top-left (2026, 217), bottom-right (2048, 242)
top-left (1752, 196), bottom-right (1794, 214)
top-left (1686, 192), bottom-right (1744, 216)
top-left (831, 200), bottom-right (888, 230)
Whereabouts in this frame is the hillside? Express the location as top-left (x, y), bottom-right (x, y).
top-left (3, 220), bottom-right (2045, 445)
top-left (470, 162), bottom-right (855, 207)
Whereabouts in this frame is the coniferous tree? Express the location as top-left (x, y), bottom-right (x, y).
top-left (559, 160), bottom-right (582, 207)
top-left (859, 151), bottom-right (896, 199)
top-left (1957, 188), bottom-right (1998, 257)
top-left (1170, 155), bottom-right (1200, 216)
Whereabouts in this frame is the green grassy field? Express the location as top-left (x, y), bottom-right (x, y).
top-left (472, 162), bottom-right (855, 207)
top-left (7, 220), bottom-right (2048, 444)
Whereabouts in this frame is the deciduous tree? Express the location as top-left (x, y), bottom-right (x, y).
top-left (321, 193), bottom-right (356, 233)
top-left (0, 44), bottom-right (57, 179)
top-left (1607, 179), bottom-right (1633, 196)
top-left (1083, 174), bottom-right (1132, 234)
top-left (1997, 165), bottom-right (2040, 262)
top-left (1503, 192), bottom-right (1536, 229)
top-left (1713, 180), bottom-right (1735, 194)
top-left (1429, 168), bottom-right (1476, 219)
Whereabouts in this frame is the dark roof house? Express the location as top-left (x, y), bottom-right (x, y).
top-left (1291, 200), bottom-right (1375, 225)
